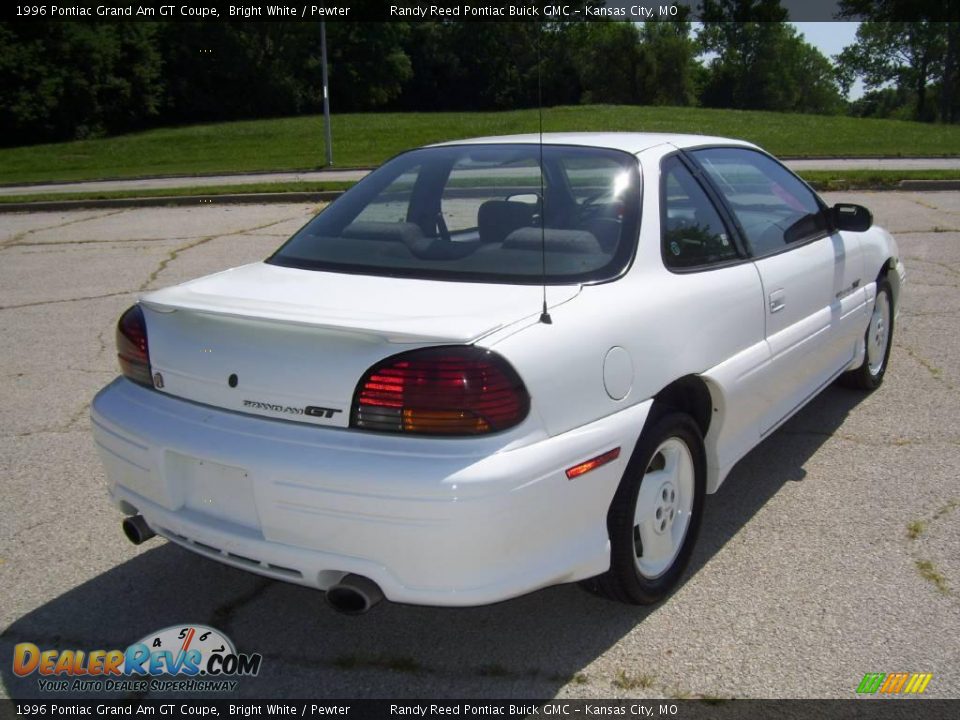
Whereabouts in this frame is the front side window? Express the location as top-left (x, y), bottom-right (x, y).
top-left (691, 147), bottom-right (828, 257)
top-left (269, 144), bottom-right (641, 284)
top-left (661, 156), bottom-right (738, 269)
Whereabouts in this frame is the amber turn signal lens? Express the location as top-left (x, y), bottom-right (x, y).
top-left (566, 447), bottom-right (621, 480)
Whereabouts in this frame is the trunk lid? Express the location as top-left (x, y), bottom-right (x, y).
top-left (140, 262), bottom-right (578, 427)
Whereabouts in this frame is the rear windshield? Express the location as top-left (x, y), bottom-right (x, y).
top-left (268, 144), bottom-right (641, 284)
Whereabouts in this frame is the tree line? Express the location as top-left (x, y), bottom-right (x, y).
top-left (1, 0), bottom-right (958, 147)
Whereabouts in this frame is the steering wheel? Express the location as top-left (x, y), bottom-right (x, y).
top-left (578, 189), bottom-right (623, 226)
top-left (576, 190), bottom-right (608, 218)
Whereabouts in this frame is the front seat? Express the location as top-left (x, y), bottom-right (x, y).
top-left (477, 200), bottom-right (535, 244)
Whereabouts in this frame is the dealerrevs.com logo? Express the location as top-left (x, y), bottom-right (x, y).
top-left (13, 624), bottom-right (262, 693)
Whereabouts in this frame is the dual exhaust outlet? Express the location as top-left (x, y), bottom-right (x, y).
top-left (121, 514), bottom-right (156, 545)
top-left (120, 515), bottom-right (382, 614)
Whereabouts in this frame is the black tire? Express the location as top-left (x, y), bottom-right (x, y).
top-left (839, 276), bottom-right (894, 391)
top-left (590, 411), bottom-right (706, 605)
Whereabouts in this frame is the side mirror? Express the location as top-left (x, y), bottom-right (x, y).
top-left (832, 203), bottom-right (873, 232)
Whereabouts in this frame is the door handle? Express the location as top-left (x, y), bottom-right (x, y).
top-left (769, 289), bottom-right (785, 314)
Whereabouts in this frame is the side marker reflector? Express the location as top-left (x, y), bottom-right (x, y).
top-left (566, 447), bottom-right (621, 480)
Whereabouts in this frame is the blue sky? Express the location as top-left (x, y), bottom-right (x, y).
top-left (792, 21), bottom-right (859, 58)
top-left (792, 22), bottom-right (863, 98)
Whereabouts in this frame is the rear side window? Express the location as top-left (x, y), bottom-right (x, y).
top-left (661, 156), bottom-right (738, 269)
top-left (691, 147), bottom-right (828, 257)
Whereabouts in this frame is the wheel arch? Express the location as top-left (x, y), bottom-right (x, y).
top-left (649, 374), bottom-right (714, 440)
top-left (879, 257), bottom-right (901, 310)
top-left (646, 373), bottom-right (728, 494)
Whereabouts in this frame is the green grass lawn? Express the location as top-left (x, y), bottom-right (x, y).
top-left (3, 106), bottom-right (960, 186)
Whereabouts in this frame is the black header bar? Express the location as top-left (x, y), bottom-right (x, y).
top-left (1, 699), bottom-right (960, 720)
top-left (4, 1), bottom-right (960, 23)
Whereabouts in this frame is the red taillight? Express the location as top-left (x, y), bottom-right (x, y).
top-left (351, 346), bottom-right (530, 436)
top-left (116, 304), bottom-right (152, 387)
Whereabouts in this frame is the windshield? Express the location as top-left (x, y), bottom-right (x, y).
top-left (268, 144), bottom-right (641, 284)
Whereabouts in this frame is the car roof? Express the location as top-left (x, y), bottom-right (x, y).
top-left (430, 132), bottom-right (760, 155)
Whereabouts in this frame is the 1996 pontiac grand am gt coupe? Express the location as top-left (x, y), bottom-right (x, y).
top-left (92, 133), bottom-right (904, 612)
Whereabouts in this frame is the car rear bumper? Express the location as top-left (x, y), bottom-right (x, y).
top-left (92, 378), bottom-right (649, 606)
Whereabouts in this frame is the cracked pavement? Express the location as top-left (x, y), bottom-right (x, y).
top-left (0, 195), bottom-right (958, 700)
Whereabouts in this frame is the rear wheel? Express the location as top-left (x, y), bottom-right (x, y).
top-left (840, 276), bottom-right (894, 391)
top-left (592, 412), bottom-right (706, 605)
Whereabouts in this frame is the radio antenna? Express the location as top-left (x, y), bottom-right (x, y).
top-left (537, 21), bottom-right (552, 325)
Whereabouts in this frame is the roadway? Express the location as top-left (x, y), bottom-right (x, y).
top-left (2, 157), bottom-right (960, 197)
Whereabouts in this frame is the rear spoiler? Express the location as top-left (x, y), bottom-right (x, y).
top-left (139, 293), bottom-right (507, 345)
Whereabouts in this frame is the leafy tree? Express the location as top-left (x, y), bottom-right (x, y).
top-left (158, 23), bottom-right (308, 123)
top-left (396, 22), bottom-right (466, 111)
top-left (784, 32), bottom-right (847, 114)
top-left (835, 22), bottom-right (944, 121)
top-left (325, 22), bottom-right (412, 111)
top-left (539, 23), bottom-right (590, 108)
top-left (848, 86), bottom-right (916, 120)
top-left (394, 23), bottom-right (540, 111)
top-left (157, 22), bottom-right (412, 122)
top-left (568, 21), bottom-right (644, 105)
top-left (837, 1), bottom-right (958, 122)
top-left (698, 1), bottom-right (843, 114)
top-left (0, 22), bottom-right (163, 145)
top-left (637, 13), bottom-right (700, 106)
top-left (396, 17), bottom-right (700, 112)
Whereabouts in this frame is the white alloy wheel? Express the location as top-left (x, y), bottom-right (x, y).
top-left (867, 288), bottom-right (892, 377)
top-left (633, 437), bottom-right (695, 579)
top-left (840, 276), bottom-right (895, 391)
top-left (591, 411), bottom-right (706, 605)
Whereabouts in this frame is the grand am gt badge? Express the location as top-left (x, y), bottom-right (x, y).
top-left (242, 399), bottom-right (342, 419)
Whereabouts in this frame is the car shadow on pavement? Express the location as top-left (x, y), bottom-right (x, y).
top-left (0, 386), bottom-right (867, 700)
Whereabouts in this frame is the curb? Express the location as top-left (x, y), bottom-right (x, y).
top-left (897, 179), bottom-right (960, 191)
top-left (2, 159), bottom-right (955, 188)
top-left (807, 180), bottom-right (960, 193)
top-left (0, 191), bottom-right (344, 213)
top-left (4, 180), bottom-right (960, 213)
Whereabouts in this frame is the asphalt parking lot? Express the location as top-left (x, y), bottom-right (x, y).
top-left (1, 193), bottom-right (958, 700)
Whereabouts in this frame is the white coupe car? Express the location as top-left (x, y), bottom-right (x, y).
top-left (92, 133), bottom-right (903, 612)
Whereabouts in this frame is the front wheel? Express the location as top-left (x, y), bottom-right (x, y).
top-left (840, 276), bottom-right (894, 391)
top-left (592, 412), bottom-right (706, 605)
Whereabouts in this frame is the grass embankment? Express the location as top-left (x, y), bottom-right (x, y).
top-left (3, 105), bottom-right (960, 186)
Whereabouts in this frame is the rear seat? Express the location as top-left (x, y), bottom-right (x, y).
top-left (503, 227), bottom-right (603, 255)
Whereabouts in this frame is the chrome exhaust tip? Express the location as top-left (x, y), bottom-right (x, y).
top-left (325, 574), bottom-right (384, 615)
